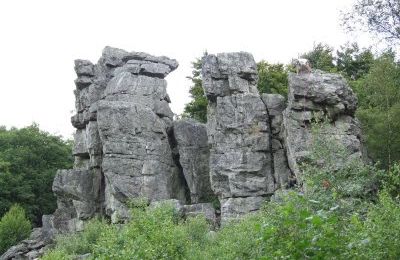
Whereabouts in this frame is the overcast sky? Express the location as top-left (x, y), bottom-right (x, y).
top-left (0, 0), bottom-right (369, 138)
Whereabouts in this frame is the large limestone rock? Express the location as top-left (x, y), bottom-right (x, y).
top-left (202, 52), bottom-right (277, 222)
top-left (173, 119), bottom-right (214, 203)
top-left (70, 47), bottom-right (192, 224)
top-left (2, 49), bottom-right (366, 259)
top-left (283, 70), bottom-right (364, 178)
top-left (97, 101), bottom-right (186, 222)
top-left (1, 47), bottom-right (195, 260)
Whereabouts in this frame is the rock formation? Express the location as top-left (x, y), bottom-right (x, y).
top-left (201, 52), bottom-right (291, 223)
top-left (1, 49), bottom-right (365, 259)
top-left (282, 70), bottom-right (364, 179)
top-left (1, 47), bottom-right (214, 260)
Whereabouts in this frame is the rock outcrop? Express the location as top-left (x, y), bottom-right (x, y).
top-left (1, 50), bottom-right (365, 259)
top-left (282, 71), bottom-right (364, 178)
top-left (71, 46), bottom-right (188, 223)
top-left (1, 47), bottom-right (214, 260)
top-left (201, 52), bottom-right (291, 223)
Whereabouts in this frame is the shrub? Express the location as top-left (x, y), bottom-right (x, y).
top-left (0, 204), bottom-right (31, 254)
top-left (349, 191), bottom-right (400, 259)
top-left (378, 162), bottom-right (400, 199)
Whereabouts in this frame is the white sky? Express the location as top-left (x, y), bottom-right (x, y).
top-left (0, 0), bottom-right (369, 138)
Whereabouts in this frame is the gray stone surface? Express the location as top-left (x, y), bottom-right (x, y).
top-left (97, 101), bottom-right (186, 222)
top-left (220, 197), bottom-right (266, 225)
top-left (261, 94), bottom-right (293, 188)
top-left (183, 203), bottom-right (216, 226)
top-left (0, 227), bottom-right (53, 260)
top-left (282, 70), bottom-right (364, 178)
top-left (202, 52), bottom-right (277, 222)
top-left (173, 119), bottom-right (214, 203)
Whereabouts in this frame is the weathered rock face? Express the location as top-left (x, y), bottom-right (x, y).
top-left (202, 52), bottom-right (288, 222)
top-left (282, 70), bottom-right (364, 178)
top-left (71, 47), bottom-right (188, 222)
top-left (261, 94), bottom-right (293, 188)
top-left (1, 50), bottom-right (365, 259)
top-left (1, 47), bottom-right (211, 260)
top-left (173, 119), bottom-right (213, 203)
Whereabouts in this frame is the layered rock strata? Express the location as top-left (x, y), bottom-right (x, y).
top-left (201, 52), bottom-right (290, 222)
top-left (282, 70), bottom-right (364, 178)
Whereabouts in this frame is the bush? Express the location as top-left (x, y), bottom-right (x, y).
top-left (43, 218), bottom-right (110, 258)
top-left (349, 191), bottom-right (400, 259)
top-left (0, 204), bottom-right (31, 254)
top-left (378, 163), bottom-right (400, 199)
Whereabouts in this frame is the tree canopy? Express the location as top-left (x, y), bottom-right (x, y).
top-left (0, 124), bottom-right (73, 226)
top-left (354, 53), bottom-right (400, 169)
top-left (300, 43), bottom-right (336, 72)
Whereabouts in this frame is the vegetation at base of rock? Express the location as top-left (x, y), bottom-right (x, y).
top-left (0, 205), bottom-right (31, 255)
top-left (42, 130), bottom-right (400, 259)
top-left (0, 124), bottom-right (73, 226)
top-left (42, 186), bottom-right (400, 259)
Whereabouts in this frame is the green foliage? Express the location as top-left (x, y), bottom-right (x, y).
top-left (301, 43), bottom-right (336, 72)
top-left (43, 218), bottom-right (110, 259)
top-left (336, 43), bottom-right (374, 80)
top-left (183, 57), bottom-right (208, 123)
top-left (0, 205), bottom-right (31, 255)
top-left (0, 124), bottom-right (73, 225)
top-left (349, 191), bottom-right (400, 259)
top-left (44, 202), bottom-right (211, 260)
top-left (378, 163), bottom-right (400, 199)
top-left (43, 170), bottom-right (400, 260)
top-left (353, 54), bottom-right (400, 169)
top-left (257, 61), bottom-right (288, 96)
top-left (302, 121), bottom-right (379, 206)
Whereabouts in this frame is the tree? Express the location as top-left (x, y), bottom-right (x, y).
top-left (257, 61), bottom-right (288, 96)
top-left (183, 57), bottom-right (208, 123)
top-left (0, 124), bottom-right (73, 226)
top-left (336, 43), bottom-right (375, 80)
top-left (0, 205), bottom-right (31, 254)
top-left (342, 0), bottom-right (400, 44)
top-left (354, 53), bottom-right (400, 169)
top-left (300, 43), bottom-right (336, 72)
